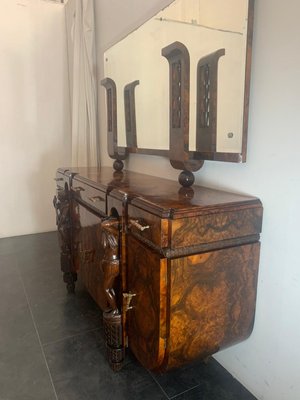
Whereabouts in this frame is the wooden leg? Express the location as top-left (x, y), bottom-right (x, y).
top-left (63, 271), bottom-right (77, 294)
top-left (103, 311), bottom-right (124, 371)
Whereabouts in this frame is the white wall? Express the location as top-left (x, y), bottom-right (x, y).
top-left (0, 0), bottom-right (71, 238)
top-left (95, 1), bottom-right (300, 399)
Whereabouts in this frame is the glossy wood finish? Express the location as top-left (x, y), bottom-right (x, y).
top-left (127, 236), bottom-right (167, 371)
top-left (54, 167), bottom-right (262, 372)
top-left (53, 171), bottom-right (77, 293)
top-left (161, 41), bottom-right (204, 174)
top-left (166, 243), bottom-right (260, 370)
top-left (72, 202), bottom-right (108, 310)
top-left (170, 207), bottom-right (263, 249)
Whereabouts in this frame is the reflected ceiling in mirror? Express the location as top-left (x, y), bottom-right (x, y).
top-left (104, 0), bottom-right (253, 159)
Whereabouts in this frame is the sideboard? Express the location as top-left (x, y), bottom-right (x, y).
top-left (53, 166), bottom-right (262, 372)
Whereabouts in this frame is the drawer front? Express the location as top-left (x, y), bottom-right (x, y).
top-left (128, 205), bottom-right (169, 249)
top-left (72, 180), bottom-right (106, 214)
top-left (171, 207), bottom-right (263, 249)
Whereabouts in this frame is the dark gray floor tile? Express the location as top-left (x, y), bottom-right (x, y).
top-left (0, 303), bottom-right (39, 352)
top-left (0, 231), bottom-right (58, 258)
top-left (17, 250), bottom-right (60, 273)
top-left (44, 330), bottom-right (166, 400)
top-left (171, 378), bottom-right (256, 400)
top-left (152, 358), bottom-right (257, 400)
top-left (19, 257), bottom-right (68, 304)
top-left (0, 346), bottom-right (57, 400)
top-left (0, 277), bottom-right (57, 400)
top-left (31, 288), bottom-right (102, 345)
top-left (0, 253), bottom-right (17, 274)
top-left (0, 259), bottom-right (26, 316)
top-left (151, 359), bottom-right (212, 398)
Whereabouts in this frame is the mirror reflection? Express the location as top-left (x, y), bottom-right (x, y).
top-left (104, 0), bottom-right (250, 156)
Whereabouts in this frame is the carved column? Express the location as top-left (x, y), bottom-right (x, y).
top-left (53, 187), bottom-right (77, 293)
top-left (100, 217), bottom-right (124, 371)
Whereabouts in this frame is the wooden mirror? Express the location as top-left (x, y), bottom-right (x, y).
top-left (102, 0), bottom-right (254, 186)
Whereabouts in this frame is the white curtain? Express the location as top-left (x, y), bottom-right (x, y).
top-left (70, 0), bottom-right (98, 167)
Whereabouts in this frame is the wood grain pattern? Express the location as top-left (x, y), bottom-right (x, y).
top-left (55, 166), bottom-right (262, 372)
top-left (128, 205), bottom-right (169, 248)
top-left (165, 243), bottom-right (260, 370)
top-left (171, 207), bottom-right (263, 249)
top-left (66, 167), bottom-right (261, 219)
top-left (126, 236), bottom-right (167, 371)
top-left (72, 202), bottom-right (109, 311)
top-left (161, 41), bottom-right (204, 173)
top-left (72, 178), bottom-right (106, 215)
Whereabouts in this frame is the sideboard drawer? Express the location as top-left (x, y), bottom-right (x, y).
top-left (128, 205), bottom-right (169, 249)
top-left (72, 180), bottom-right (106, 215)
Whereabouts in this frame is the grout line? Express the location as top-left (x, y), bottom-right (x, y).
top-left (168, 384), bottom-right (202, 399)
top-left (146, 370), bottom-right (171, 399)
top-left (43, 327), bottom-right (102, 347)
top-left (16, 264), bottom-right (59, 400)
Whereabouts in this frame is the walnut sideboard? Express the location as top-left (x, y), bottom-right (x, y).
top-left (53, 167), bottom-right (262, 372)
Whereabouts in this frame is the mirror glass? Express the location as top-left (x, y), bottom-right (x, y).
top-left (104, 0), bottom-right (250, 155)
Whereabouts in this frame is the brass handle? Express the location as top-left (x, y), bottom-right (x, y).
top-left (123, 292), bottom-right (136, 312)
top-left (129, 219), bottom-right (150, 232)
top-left (74, 186), bottom-right (85, 192)
top-left (88, 195), bottom-right (105, 203)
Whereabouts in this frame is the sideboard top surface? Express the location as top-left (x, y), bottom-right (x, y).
top-left (59, 166), bottom-right (262, 219)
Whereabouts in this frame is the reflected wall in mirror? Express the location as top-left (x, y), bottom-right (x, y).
top-left (102, 0), bottom-right (254, 184)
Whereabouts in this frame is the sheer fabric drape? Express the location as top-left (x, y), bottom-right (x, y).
top-left (70, 0), bottom-right (98, 167)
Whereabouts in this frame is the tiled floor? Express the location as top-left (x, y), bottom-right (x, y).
top-left (0, 232), bottom-right (258, 400)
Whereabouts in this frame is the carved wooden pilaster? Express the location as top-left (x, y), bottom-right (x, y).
top-left (100, 217), bottom-right (124, 371)
top-left (53, 188), bottom-right (77, 293)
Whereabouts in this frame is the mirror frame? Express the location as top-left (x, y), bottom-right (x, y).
top-left (101, 0), bottom-right (254, 187)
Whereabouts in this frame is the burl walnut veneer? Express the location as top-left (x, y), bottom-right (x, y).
top-left (54, 167), bottom-right (262, 372)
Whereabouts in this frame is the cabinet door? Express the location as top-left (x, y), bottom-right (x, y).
top-left (72, 201), bottom-right (108, 310)
top-left (167, 243), bottom-right (260, 369)
top-left (126, 236), bottom-right (167, 371)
